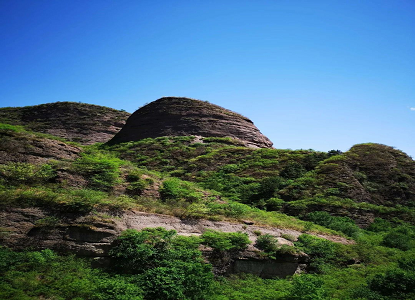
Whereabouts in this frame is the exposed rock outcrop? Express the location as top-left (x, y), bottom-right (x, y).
top-left (0, 102), bottom-right (130, 145)
top-left (0, 208), bottom-right (353, 278)
top-left (0, 129), bottom-right (81, 164)
top-left (108, 97), bottom-right (273, 148)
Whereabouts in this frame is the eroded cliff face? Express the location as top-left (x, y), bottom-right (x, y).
top-left (0, 128), bottom-right (81, 165)
top-left (0, 208), bottom-right (340, 278)
top-left (108, 97), bottom-right (273, 148)
top-left (0, 102), bottom-right (130, 145)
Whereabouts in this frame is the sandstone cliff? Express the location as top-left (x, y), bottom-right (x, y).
top-left (0, 102), bottom-right (130, 145)
top-left (108, 97), bottom-right (273, 148)
top-left (0, 208), bottom-right (359, 278)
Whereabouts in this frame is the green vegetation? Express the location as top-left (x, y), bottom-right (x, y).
top-left (0, 122), bottom-right (80, 145)
top-left (106, 137), bottom-right (414, 224)
top-left (0, 162), bottom-right (55, 186)
top-left (1, 107), bottom-right (415, 300)
top-left (109, 228), bottom-right (213, 299)
top-left (72, 149), bottom-right (126, 191)
top-left (201, 229), bottom-right (250, 252)
top-left (306, 211), bottom-right (361, 238)
top-left (0, 247), bottom-right (144, 300)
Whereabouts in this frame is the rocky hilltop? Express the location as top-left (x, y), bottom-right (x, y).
top-left (0, 102), bottom-right (130, 145)
top-left (107, 97), bottom-right (273, 148)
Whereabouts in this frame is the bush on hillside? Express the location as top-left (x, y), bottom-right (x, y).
top-left (255, 234), bottom-right (279, 253)
top-left (201, 230), bottom-right (251, 252)
top-left (306, 211), bottom-right (361, 238)
top-left (72, 152), bottom-right (124, 191)
top-left (0, 162), bottom-right (55, 185)
top-left (295, 234), bottom-right (340, 273)
top-left (109, 228), bottom-right (213, 300)
top-left (159, 178), bottom-right (203, 203)
top-left (368, 268), bottom-right (415, 299)
top-left (381, 226), bottom-right (414, 251)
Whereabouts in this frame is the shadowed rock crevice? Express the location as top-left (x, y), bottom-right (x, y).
top-left (108, 97), bottom-right (273, 148)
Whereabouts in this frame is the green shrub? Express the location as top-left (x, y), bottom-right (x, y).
top-left (139, 260), bottom-right (213, 300)
top-left (306, 211), bottom-right (361, 238)
top-left (159, 178), bottom-right (182, 199)
top-left (211, 273), bottom-right (290, 299)
top-left (249, 177), bottom-right (286, 203)
top-left (201, 230), bottom-right (250, 252)
top-left (0, 123), bottom-right (25, 132)
top-left (125, 169), bottom-right (143, 182)
top-left (367, 218), bottom-right (393, 232)
top-left (0, 187), bottom-right (107, 212)
top-left (349, 286), bottom-right (383, 300)
top-left (276, 244), bottom-right (298, 255)
top-left (34, 217), bottom-right (61, 227)
top-left (289, 274), bottom-right (326, 300)
top-left (368, 268), bottom-right (415, 298)
top-left (73, 152), bottom-right (124, 191)
top-left (265, 197), bottom-right (285, 211)
top-left (109, 228), bottom-right (213, 300)
top-left (0, 162), bottom-right (55, 185)
top-left (184, 203), bottom-right (210, 218)
top-left (225, 202), bottom-right (250, 217)
top-left (398, 256), bottom-right (415, 270)
top-left (281, 233), bottom-right (296, 242)
top-left (56, 188), bottom-right (106, 212)
top-left (0, 247), bottom-right (144, 300)
top-left (295, 234), bottom-right (339, 273)
top-left (0, 187), bottom-right (59, 208)
top-left (109, 228), bottom-right (176, 273)
top-left (171, 235), bottom-right (202, 250)
top-left (280, 162), bottom-right (306, 179)
top-left (126, 179), bottom-right (147, 195)
top-left (255, 234), bottom-right (279, 253)
top-left (381, 226), bottom-right (414, 251)
top-left (159, 178), bottom-right (203, 203)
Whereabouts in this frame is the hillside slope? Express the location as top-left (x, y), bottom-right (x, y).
top-left (1, 100), bottom-right (414, 300)
top-left (0, 102), bottom-right (130, 144)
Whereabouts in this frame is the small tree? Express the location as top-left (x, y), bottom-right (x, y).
top-left (109, 228), bottom-right (214, 300)
top-left (201, 230), bottom-right (251, 252)
top-left (254, 234), bottom-right (279, 253)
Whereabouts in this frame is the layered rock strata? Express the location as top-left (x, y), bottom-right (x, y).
top-left (1, 208), bottom-right (354, 278)
top-left (108, 97), bottom-right (273, 148)
top-left (0, 102), bottom-right (130, 144)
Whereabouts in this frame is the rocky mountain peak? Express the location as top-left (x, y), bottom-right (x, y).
top-left (108, 97), bottom-right (273, 148)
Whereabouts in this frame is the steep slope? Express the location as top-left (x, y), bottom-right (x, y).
top-left (282, 143), bottom-right (415, 207)
top-left (1, 101), bottom-right (414, 299)
top-left (107, 137), bottom-right (415, 225)
top-left (107, 97), bottom-right (273, 148)
top-left (0, 124), bottom-right (81, 164)
top-left (0, 102), bottom-right (130, 144)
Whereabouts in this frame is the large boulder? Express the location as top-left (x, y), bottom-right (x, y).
top-left (108, 97), bottom-right (273, 148)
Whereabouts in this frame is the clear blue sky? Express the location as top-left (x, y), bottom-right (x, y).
top-left (1, 0), bottom-right (414, 156)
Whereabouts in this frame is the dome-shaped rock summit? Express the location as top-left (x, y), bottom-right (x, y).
top-left (108, 97), bottom-right (273, 148)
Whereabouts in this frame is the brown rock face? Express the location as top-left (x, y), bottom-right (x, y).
top-left (0, 102), bottom-right (130, 145)
top-left (107, 97), bottom-right (273, 148)
top-left (0, 129), bottom-right (81, 165)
